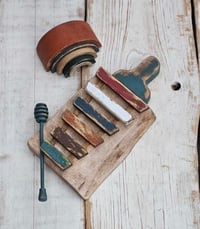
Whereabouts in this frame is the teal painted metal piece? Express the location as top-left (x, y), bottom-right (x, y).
top-left (40, 141), bottom-right (72, 170)
top-left (34, 103), bottom-right (48, 202)
top-left (113, 56), bottom-right (160, 103)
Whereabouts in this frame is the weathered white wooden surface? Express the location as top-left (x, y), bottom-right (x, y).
top-left (0, 1), bottom-right (84, 229)
top-left (0, 0), bottom-right (199, 229)
top-left (87, 0), bottom-right (200, 229)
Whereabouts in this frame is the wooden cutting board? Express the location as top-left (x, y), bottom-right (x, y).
top-left (27, 75), bottom-right (156, 200)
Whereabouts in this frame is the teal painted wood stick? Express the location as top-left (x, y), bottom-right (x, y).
top-left (40, 141), bottom-right (72, 170)
top-left (34, 103), bottom-right (49, 202)
top-left (113, 56), bottom-right (160, 103)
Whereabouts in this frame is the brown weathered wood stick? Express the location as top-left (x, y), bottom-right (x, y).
top-left (62, 109), bottom-right (104, 147)
top-left (51, 127), bottom-right (88, 159)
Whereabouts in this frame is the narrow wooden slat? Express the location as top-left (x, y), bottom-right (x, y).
top-left (41, 141), bottom-right (72, 170)
top-left (0, 1), bottom-right (36, 227)
top-left (74, 97), bottom-right (119, 135)
top-left (87, 1), bottom-right (200, 229)
top-left (34, 1), bottom-right (85, 228)
top-left (52, 127), bottom-right (88, 159)
top-left (85, 82), bottom-right (133, 124)
top-left (62, 109), bottom-right (104, 147)
top-left (96, 67), bottom-right (149, 112)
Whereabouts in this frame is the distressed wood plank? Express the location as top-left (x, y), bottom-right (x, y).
top-left (1, 1), bottom-right (199, 229)
top-left (34, 1), bottom-right (85, 229)
top-left (96, 67), bottom-right (149, 112)
top-left (62, 109), bottom-right (104, 147)
top-left (52, 127), bottom-right (88, 159)
top-left (0, 1), bottom-right (36, 228)
top-left (87, 0), bottom-right (200, 229)
top-left (74, 97), bottom-right (119, 135)
top-left (41, 141), bottom-right (72, 170)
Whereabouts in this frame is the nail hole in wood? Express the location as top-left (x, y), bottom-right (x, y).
top-left (171, 82), bottom-right (181, 91)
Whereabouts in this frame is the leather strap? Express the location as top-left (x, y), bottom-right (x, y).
top-left (37, 21), bottom-right (101, 71)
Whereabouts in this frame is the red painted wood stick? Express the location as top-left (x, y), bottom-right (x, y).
top-left (96, 67), bottom-right (149, 112)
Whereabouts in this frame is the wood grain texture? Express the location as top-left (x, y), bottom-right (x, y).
top-left (34, 1), bottom-right (85, 229)
top-left (0, 1), bottom-right (85, 229)
top-left (62, 109), bottom-right (104, 147)
top-left (0, 0), bottom-right (199, 229)
top-left (52, 127), bottom-right (88, 159)
top-left (86, 0), bottom-right (200, 229)
top-left (0, 1), bottom-right (36, 228)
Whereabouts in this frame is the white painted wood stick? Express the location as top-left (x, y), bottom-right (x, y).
top-left (85, 82), bottom-right (133, 123)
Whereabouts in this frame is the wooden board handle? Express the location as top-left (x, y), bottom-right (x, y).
top-left (113, 56), bottom-right (160, 103)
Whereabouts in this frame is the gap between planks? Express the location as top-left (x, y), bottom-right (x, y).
top-left (191, 0), bottom-right (200, 191)
top-left (84, 200), bottom-right (93, 229)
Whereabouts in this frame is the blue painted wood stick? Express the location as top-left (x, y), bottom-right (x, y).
top-left (74, 97), bottom-right (119, 135)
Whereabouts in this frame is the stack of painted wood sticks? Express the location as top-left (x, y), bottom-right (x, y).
top-left (39, 57), bottom-right (160, 170)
